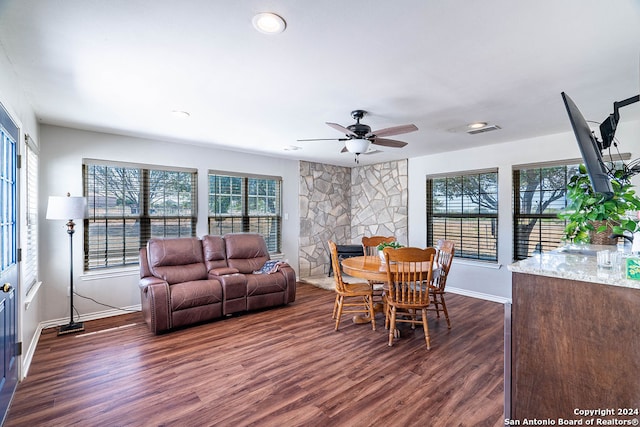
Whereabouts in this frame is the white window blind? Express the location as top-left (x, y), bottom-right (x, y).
top-left (23, 137), bottom-right (39, 292)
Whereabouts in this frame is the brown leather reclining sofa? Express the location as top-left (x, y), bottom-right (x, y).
top-left (139, 233), bottom-right (296, 334)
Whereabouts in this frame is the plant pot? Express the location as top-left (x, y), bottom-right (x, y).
top-left (379, 250), bottom-right (386, 262)
top-left (589, 220), bottom-right (618, 246)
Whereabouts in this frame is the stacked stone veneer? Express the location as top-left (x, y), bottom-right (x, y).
top-left (299, 159), bottom-right (408, 278)
top-left (351, 160), bottom-right (408, 246)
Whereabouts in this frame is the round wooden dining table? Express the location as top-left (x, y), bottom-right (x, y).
top-left (341, 255), bottom-right (389, 283)
top-left (341, 255), bottom-right (436, 282)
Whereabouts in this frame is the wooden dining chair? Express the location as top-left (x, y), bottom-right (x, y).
top-left (328, 241), bottom-right (376, 331)
top-left (383, 246), bottom-right (436, 349)
top-left (361, 235), bottom-right (396, 302)
top-left (428, 239), bottom-right (455, 329)
top-left (361, 236), bottom-right (396, 257)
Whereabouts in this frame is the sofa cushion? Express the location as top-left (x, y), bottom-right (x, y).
top-left (170, 279), bottom-right (222, 311)
top-left (202, 235), bottom-right (229, 272)
top-left (247, 273), bottom-right (288, 296)
top-left (147, 237), bottom-right (207, 284)
top-left (224, 233), bottom-right (270, 274)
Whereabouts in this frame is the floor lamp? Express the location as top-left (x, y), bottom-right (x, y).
top-left (46, 193), bottom-right (87, 335)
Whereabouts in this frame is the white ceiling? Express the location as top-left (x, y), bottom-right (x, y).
top-left (1, 0), bottom-right (639, 166)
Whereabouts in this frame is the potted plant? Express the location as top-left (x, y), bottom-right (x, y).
top-left (377, 241), bottom-right (403, 261)
top-left (558, 164), bottom-right (640, 245)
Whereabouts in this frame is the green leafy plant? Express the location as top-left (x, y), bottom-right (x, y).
top-left (558, 164), bottom-right (640, 243)
top-left (377, 241), bottom-right (403, 251)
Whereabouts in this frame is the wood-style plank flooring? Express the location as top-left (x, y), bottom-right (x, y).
top-left (5, 283), bottom-right (505, 427)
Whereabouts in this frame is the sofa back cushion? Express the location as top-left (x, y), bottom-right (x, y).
top-left (202, 235), bottom-right (229, 271)
top-left (147, 237), bottom-right (207, 284)
top-left (224, 233), bottom-right (270, 274)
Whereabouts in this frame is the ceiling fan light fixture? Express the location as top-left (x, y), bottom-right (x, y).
top-left (345, 138), bottom-right (371, 154)
top-left (252, 13), bottom-right (286, 34)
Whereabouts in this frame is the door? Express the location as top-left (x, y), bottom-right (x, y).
top-left (0, 106), bottom-right (19, 422)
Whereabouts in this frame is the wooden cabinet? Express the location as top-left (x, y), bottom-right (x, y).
top-left (510, 272), bottom-right (640, 419)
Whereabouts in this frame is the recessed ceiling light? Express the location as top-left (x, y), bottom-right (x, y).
top-left (171, 110), bottom-right (190, 118)
top-left (468, 122), bottom-right (487, 129)
top-left (252, 13), bottom-right (286, 34)
top-left (284, 145), bottom-right (300, 151)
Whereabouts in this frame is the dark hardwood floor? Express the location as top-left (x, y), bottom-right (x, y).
top-left (5, 283), bottom-right (505, 427)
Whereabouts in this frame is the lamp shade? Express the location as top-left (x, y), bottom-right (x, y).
top-left (46, 195), bottom-right (87, 220)
top-left (345, 138), bottom-right (371, 154)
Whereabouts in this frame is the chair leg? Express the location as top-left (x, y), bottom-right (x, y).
top-left (388, 307), bottom-right (396, 347)
top-left (332, 294), bottom-right (339, 319)
top-left (335, 296), bottom-right (344, 331)
top-left (384, 298), bottom-right (391, 330)
top-left (367, 296), bottom-right (376, 331)
top-left (439, 294), bottom-right (451, 329)
top-left (421, 308), bottom-right (431, 350)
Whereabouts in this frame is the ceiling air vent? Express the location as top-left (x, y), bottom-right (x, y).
top-left (466, 125), bottom-right (501, 135)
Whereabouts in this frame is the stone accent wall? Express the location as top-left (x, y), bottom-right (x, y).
top-left (299, 161), bottom-right (351, 277)
top-left (298, 159), bottom-right (409, 279)
top-left (351, 159), bottom-right (408, 246)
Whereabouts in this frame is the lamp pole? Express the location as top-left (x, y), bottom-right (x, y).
top-left (58, 217), bottom-right (84, 335)
top-left (47, 193), bottom-right (87, 336)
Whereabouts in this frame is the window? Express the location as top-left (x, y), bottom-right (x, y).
top-left (208, 172), bottom-right (281, 253)
top-left (426, 169), bottom-right (498, 262)
top-left (23, 136), bottom-right (39, 292)
top-left (0, 124), bottom-right (17, 273)
top-left (512, 156), bottom-right (627, 261)
top-left (83, 160), bottom-right (197, 270)
top-left (512, 163), bottom-right (578, 260)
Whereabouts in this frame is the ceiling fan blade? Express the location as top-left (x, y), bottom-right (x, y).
top-left (297, 138), bottom-right (347, 142)
top-left (367, 124), bottom-right (418, 138)
top-left (326, 122), bottom-right (357, 136)
top-left (371, 138), bottom-right (408, 148)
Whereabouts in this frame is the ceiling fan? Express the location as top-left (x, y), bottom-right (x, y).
top-left (298, 110), bottom-right (418, 163)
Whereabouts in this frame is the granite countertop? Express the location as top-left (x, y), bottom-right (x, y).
top-left (508, 244), bottom-right (640, 290)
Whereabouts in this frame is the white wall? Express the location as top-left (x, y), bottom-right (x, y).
top-left (408, 119), bottom-right (640, 301)
top-left (39, 125), bottom-right (300, 322)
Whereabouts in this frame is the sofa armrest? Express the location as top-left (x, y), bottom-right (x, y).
top-left (139, 276), bottom-right (167, 289)
top-left (208, 267), bottom-right (240, 276)
top-left (278, 263), bottom-right (297, 304)
top-left (139, 280), bottom-right (171, 334)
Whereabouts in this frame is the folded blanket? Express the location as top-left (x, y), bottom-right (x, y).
top-left (253, 260), bottom-right (284, 274)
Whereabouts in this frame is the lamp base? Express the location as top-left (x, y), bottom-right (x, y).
top-left (58, 322), bottom-right (85, 336)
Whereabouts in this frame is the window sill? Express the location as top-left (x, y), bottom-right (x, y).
top-left (81, 266), bottom-right (139, 281)
top-left (24, 280), bottom-right (43, 310)
top-left (453, 259), bottom-right (503, 270)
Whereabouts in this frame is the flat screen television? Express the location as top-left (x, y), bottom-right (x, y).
top-left (561, 92), bottom-right (614, 200)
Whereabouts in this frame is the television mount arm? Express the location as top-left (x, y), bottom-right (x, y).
top-left (599, 94), bottom-right (640, 150)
